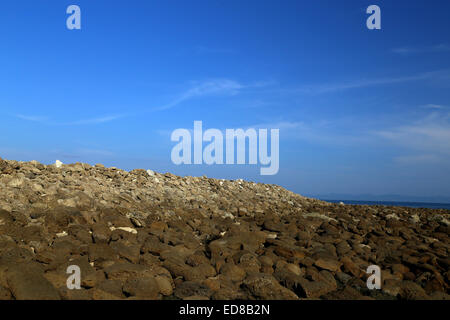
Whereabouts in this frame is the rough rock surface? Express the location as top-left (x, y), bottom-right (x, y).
top-left (0, 157), bottom-right (449, 300)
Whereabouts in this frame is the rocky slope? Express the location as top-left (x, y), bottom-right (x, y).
top-left (0, 157), bottom-right (448, 300)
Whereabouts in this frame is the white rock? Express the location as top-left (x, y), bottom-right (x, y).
top-left (147, 169), bottom-right (155, 176)
top-left (57, 198), bottom-right (77, 208)
top-left (409, 214), bottom-right (420, 224)
top-left (31, 183), bottom-right (44, 192)
top-left (424, 237), bottom-right (438, 244)
top-left (109, 226), bottom-right (138, 234)
top-left (303, 212), bottom-right (337, 222)
top-left (8, 178), bottom-right (23, 188)
top-left (386, 213), bottom-right (400, 220)
top-left (222, 212), bottom-right (234, 219)
top-left (55, 160), bottom-right (63, 168)
top-left (0, 204), bottom-right (12, 213)
top-left (428, 214), bottom-right (450, 226)
top-left (56, 231), bottom-right (68, 237)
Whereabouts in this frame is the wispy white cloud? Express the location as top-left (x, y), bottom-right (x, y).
top-left (13, 78), bottom-right (272, 124)
top-left (64, 115), bottom-right (124, 125)
top-left (13, 113), bottom-right (125, 126)
top-left (392, 44), bottom-right (450, 55)
top-left (374, 111), bottom-right (450, 156)
top-left (15, 114), bottom-right (48, 122)
top-left (244, 120), bottom-right (369, 146)
top-left (296, 70), bottom-right (447, 94)
top-left (246, 121), bottom-right (304, 131)
top-left (248, 110), bottom-right (450, 158)
top-left (153, 79), bottom-right (272, 111)
top-left (422, 104), bottom-right (447, 110)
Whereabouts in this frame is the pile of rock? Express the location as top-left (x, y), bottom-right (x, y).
top-left (0, 157), bottom-right (448, 300)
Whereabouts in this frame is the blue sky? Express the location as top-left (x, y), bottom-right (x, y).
top-left (1, 0), bottom-right (450, 200)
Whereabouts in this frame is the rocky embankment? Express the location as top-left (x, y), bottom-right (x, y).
top-left (0, 157), bottom-right (448, 300)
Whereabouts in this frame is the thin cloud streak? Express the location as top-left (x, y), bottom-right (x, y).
top-left (13, 114), bottom-right (125, 126)
top-left (392, 44), bottom-right (450, 55)
top-left (12, 78), bottom-right (272, 123)
top-left (15, 114), bottom-right (48, 122)
top-left (244, 120), bottom-right (369, 146)
top-left (246, 110), bottom-right (450, 160)
top-left (152, 79), bottom-right (272, 111)
top-left (296, 70), bottom-right (449, 94)
top-left (64, 115), bottom-right (124, 125)
top-left (374, 111), bottom-right (450, 156)
top-left (422, 104), bottom-right (447, 110)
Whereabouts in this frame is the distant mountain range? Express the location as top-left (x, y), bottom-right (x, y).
top-left (306, 193), bottom-right (450, 204)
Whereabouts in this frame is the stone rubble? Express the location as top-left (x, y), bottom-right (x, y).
top-left (0, 157), bottom-right (448, 300)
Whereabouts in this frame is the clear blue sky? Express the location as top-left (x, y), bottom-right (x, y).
top-left (1, 0), bottom-right (449, 199)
